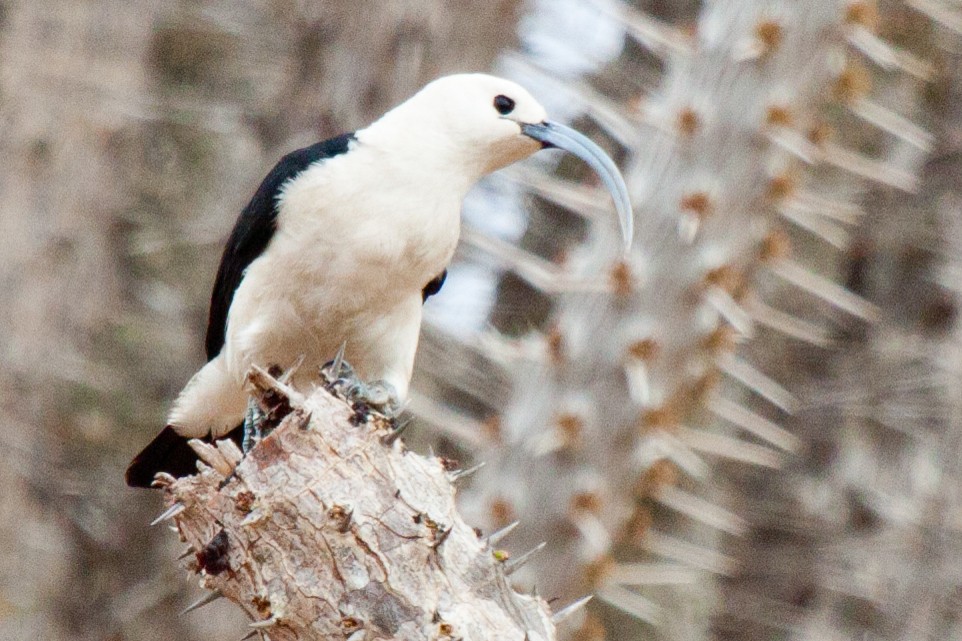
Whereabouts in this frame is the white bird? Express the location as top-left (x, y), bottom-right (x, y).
top-left (126, 73), bottom-right (632, 487)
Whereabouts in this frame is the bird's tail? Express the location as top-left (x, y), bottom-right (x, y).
top-left (125, 424), bottom-right (243, 488)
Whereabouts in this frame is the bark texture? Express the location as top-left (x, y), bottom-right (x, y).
top-left (161, 366), bottom-right (558, 641)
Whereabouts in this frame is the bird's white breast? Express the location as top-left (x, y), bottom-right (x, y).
top-left (221, 141), bottom-right (466, 385)
top-left (274, 143), bottom-right (464, 307)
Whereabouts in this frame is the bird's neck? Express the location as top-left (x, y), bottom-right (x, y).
top-left (354, 121), bottom-right (484, 196)
top-left (274, 132), bottom-right (465, 301)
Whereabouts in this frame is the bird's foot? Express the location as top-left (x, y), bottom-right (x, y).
top-left (347, 379), bottom-right (402, 418)
top-left (242, 397), bottom-right (266, 453)
top-left (320, 344), bottom-right (357, 396)
top-left (320, 345), bottom-right (401, 419)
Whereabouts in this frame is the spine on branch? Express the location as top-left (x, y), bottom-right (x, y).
top-left (155, 365), bottom-right (566, 641)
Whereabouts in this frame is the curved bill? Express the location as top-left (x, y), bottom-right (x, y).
top-left (521, 120), bottom-right (634, 254)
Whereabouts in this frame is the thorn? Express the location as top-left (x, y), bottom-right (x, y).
top-left (606, 561), bottom-right (701, 586)
top-left (180, 590), bottom-right (223, 616)
top-left (278, 354), bottom-right (306, 384)
top-left (249, 617), bottom-right (278, 629)
top-left (848, 97), bottom-right (933, 152)
top-left (381, 419), bottom-right (411, 446)
top-left (652, 485), bottom-right (747, 536)
top-left (188, 439), bottom-right (232, 476)
top-left (177, 547), bottom-right (195, 560)
top-left (484, 520), bottom-right (520, 546)
top-left (707, 394), bottom-right (801, 452)
top-left (640, 431), bottom-right (710, 479)
top-left (793, 191), bottom-right (864, 224)
top-left (594, 0), bottom-right (692, 58)
top-left (596, 585), bottom-right (661, 625)
top-left (569, 511), bottom-right (612, 560)
top-left (677, 212), bottom-right (700, 243)
top-left (432, 526), bottom-right (453, 550)
top-left (778, 201), bottom-right (849, 249)
top-left (821, 141), bottom-right (918, 192)
top-left (747, 297), bottom-right (833, 347)
top-left (150, 503), bottom-right (185, 526)
top-left (908, 0), bottom-right (962, 37)
top-left (624, 360), bottom-right (652, 406)
top-left (552, 595), bottom-right (593, 624)
top-left (451, 461), bottom-right (485, 482)
top-left (642, 530), bottom-right (737, 575)
top-left (846, 27), bottom-right (934, 80)
top-left (460, 226), bottom-right (572, 294)
top-left (215, 438), bottom-right (244, 466)
top-left (245, 364), bottom-right (304, 410)
top-left (678, 427), bottom-right (784, 468)
top-left (703, 286), bottom-right (754, 337)
top-left (332, 342), bottom-right (347, 376)
top-left (504, 165), bottom-right (612, 220)
top-left (718, 355), bottom-right (797, 413)
top-left (504, 542), bottom-right (547, 575)
top-left (768, 258), bottom-right (881, 322)
top-left (296, 411), bottom-right (313, 430)
top-left (240, 509), bottom-right (266, 527)
top-left (503, 52), bottom-right (642, 147)
top-left (767, 128), bottom-right (819, 164)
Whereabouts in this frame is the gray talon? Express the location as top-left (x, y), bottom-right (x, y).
top-left (320, 354), bottom-right (358, 395)
top-left (320, 351), bottom-right (401, 416)
top-left (348, 380), bottom-right (401, 417)
top-left (242, 397), bottom-right (265, 453)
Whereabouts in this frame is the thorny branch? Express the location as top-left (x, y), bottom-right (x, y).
top-left (153, 365), bottom-right (581, 641)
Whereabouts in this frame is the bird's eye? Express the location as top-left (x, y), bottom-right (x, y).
top-left (494, 95), bottom-right (515, 115)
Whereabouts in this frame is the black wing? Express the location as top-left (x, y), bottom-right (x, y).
top-left (422, 270), bottom-right (447, 301)
top-left (204, 132), bottom-right (357, 360)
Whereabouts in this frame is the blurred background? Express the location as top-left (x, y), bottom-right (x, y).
top-left (3, 1), bottom-right (962, 640)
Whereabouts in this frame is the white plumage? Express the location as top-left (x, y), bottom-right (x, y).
top-left (128, 73), bottom-right (632, 486)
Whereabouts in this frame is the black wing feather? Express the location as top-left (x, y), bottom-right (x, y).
top-left (126, 424), bottom-right (245, 488)
top-left (204, 132), bottom-right (357, 360)
top-left (422, 270), bottom-right (447, 301)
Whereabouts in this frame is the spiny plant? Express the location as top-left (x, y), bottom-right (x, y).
top-left (150, 366), bottom-right (571, 641)
top-left (717, 15), bottom-right (962, 638)
top-left (412, 1), bottom-right (955, 639)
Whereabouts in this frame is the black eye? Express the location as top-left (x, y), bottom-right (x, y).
top-left (494, 94), bottom-right (515, 115)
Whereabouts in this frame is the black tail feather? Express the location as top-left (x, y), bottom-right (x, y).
top-left (125, 424), bottom-right (244, 488)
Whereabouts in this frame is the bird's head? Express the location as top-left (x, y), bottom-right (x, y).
top-left (361, 73), bottom-right (633, 252)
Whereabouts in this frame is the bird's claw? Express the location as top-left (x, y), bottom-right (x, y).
top-left (320, 349), bottom-right (401, 417)
top-left (242, 398), bottom-right (265, 453)
top-left (320, 351), bottom-right (357, 395)
top-left (347, 379), bottom-right (402, 417)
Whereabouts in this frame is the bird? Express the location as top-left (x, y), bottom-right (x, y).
top-left (126, 73), bottom-right (633, 488)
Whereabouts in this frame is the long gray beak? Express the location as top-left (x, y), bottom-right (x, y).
top-left (521, 120), bottom-right (634, 254)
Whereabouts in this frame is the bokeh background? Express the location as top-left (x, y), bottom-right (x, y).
top-left (3, 1), bottom-right (962, 640)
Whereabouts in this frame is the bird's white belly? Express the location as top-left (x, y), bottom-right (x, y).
top-left (220, 147), bottom-right (464, 396)
top-left (221, 215), bottom-right (455, 394)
